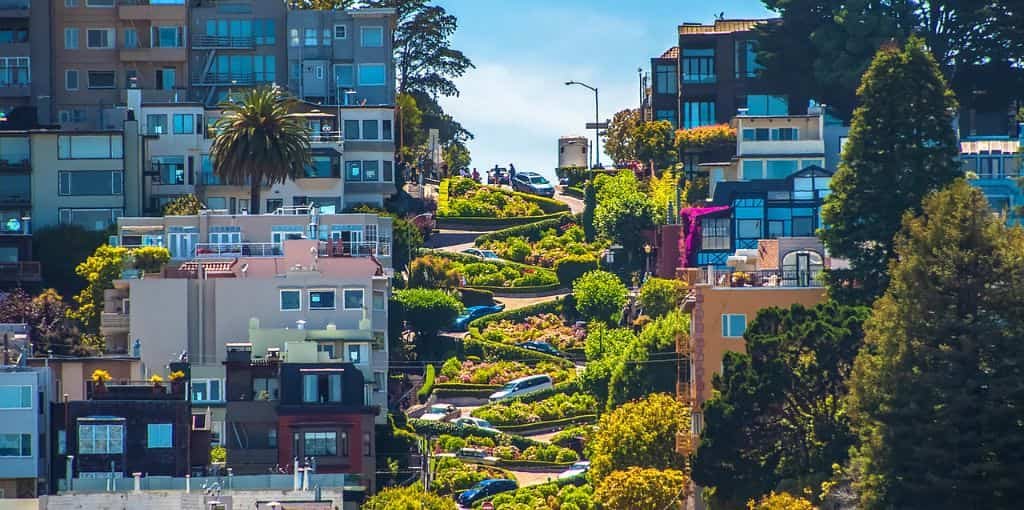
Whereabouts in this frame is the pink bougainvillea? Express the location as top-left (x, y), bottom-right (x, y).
top-left (679, 205), bottom-right (730, 267)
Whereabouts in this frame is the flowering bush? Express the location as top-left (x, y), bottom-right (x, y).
top-left (91, 369), bottom-right (112, 383)
top-left (480, 313), bottom-right (585, 351)
top-left (408, 254), bottom-right (558, 289)
top-left (442, 177), bottom-right (543, 218)
top-left (430, 457), bottom-right (511, 494)
top-left (479, 225), bottom-right (607, 268)
top-left (674, 124), bottom-right (736, 153)
top-left (472, 392), bottom-right (597, 426)
top-left (435, 357), bottom-right (572, 386)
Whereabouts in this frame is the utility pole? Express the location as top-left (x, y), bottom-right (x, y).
top-left (566, 81), bottom-right (602, 168)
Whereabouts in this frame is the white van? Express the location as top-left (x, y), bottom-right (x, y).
top-left (488, 374), bottom-right (553, 403)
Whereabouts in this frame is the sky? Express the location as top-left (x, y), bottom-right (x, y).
top-left (436, 0), bottom-right (775, 180)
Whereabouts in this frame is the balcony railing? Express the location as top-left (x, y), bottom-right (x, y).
top-left (100, 312), bottom-right (130, 331)
top-left (0, 261), bottom-right (40, 281)
top-left (701, 268), bottom-right (824, 288)
top-left (309, 132), bottom-right (343, 143)
top-left (192, 72), bottom-right (258, 86)
top-left (58, 473), bottom-right (365, 494)
top-left (191, 34), bottom-right (254, 49)
top-left (195, 242), bottom-right (281, 258)
top-left (323, 240), bottom-right (390, 257)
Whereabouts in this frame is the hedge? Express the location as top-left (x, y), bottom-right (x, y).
top-left (514, 380), bottom-right (583, 404)
top-left (463, 284), bottom-right (563, 296)
top-left (493, 414), bottom-right (599, 434)
top-left (416, 250), bottom-right (560, 291)
top-left (417, 364), bottom-right (436, 404)
top-left (498, 459), bottom-right (577, 470)
top-left (434, 383), bottom-right (502, 391)
top-left (462, 333), bottom-right (574, 368)
top-left (432, 388), bottom-right (496, 399)
top-left (554, 255), bottom-right (599, 288)
top-left (508, 190), bottom-right (571, 214)
top-left (563, 186), bottom-right (585, 199)
top-left (474, 214), bottom-right (574, 245)
top-left (458, 288), bottom-right (495, 307)
top-left (407, 418), bottom-right (542, 450)
top-left (436, 212), bottom-right (570, 230)
top-left (468, 299), bottom-right (563, 331)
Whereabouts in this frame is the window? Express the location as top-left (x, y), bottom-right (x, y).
top-left (362, 120), bottom-right (379, 140)
top-left (681, 48), bottom-right (715, 83)
top-left (253, 19), bottom-right (275, 45)
top-left (347, 344), bottom-right (367, 365)
top-left (382, 120), bottom-right (393, 140)
top-left (154, 67), bottom-right (174, 89)
top-left (655, 64), bottom-right (676, 94)
top-left (253, 377), bottom-right (279, 400)
top-left (153, 156), bottom-right (184, 185)
top-left (766, 160), bottom-right (798, 179)
top-left (736, 40), bottom-right (762, 78)
top-left (64, 28), bottom-right (79, 49)
top-left (58, 209), bottom-right (122, 230)
top-left (721, 314), bottom-right (746, 338)
top-left (742, 128), bottom-right (770, 141)
top-left (78, 424), bottom-right (123, 454)
top-left (302, 372), bottom-right (342, 403)
top-left (146, 423), bottom-right (173, 448)
top-left (0, 386), bottom-right (31, 409)
top-left (792, 216), bottom-right (815, 237)
top-left (334, 25), bottom-right (347, 39)
top-left (382, 161), bottom-right (394, 182)
top-left (0, 434), bottom-right (30, 457)
top-left (746, 95), bottom-right (788, 116)
top-left (736, 219), bottom-right (761, 239)
top-left (741, 160), bottom-right (764, 180)
top-left (266, 199), bottom-right (284, 213)
top-left (289, 28), bottom-right (299, 47)
top-left (309, 289), bottom-right (336, 310)
top-left (654, 110), bottom-right (677, 128)
top-left (771, 128), bottom-right (798, 141)
top-left (322, 28), bottom-right (331, 46)
top-left (304, 431), bottom-right (336, 456)
top-left (358, 63), bottom-right (386, 86)
top-left (173, 114), bottom-right (194, 134)
top-left (58, 171), bottom-right (123, 196)
top-left (154, 26), bottom-right (182, 48)
top-left (700, 217), bottom-right (730, 250)
top-left (363, 160), bottom-right (379, 181)
top-left (345, 161), bottom-right (362, 181)
top-left (313, 64), bottom-right (324, 80)
top-left (305, 155), bottom-right (335, 178)
top-left (65, 0), bottom-right (76, 6)
top-left (682, 101), bottom-right (715, 129)
top-left (125, 69), bottom-right (138, 88)
top-left (147, 114), bottom-right (168, 134)
top-left (87, 70), bottom-right (115, 89)
top-left (304, 28), bottom-right (317, 46)
top-left (373, 290), bottom-right (385, 311)
top-left (361, 26), bottom-right (383, 47)
top-left (343, 119), bottom-right (359, 140)
top-left (0, 27), bottom-right (27, 44)
top-left (86, 29), bottom-right (114, 49)
top-left (343, 289), bottom-right (364, 310)
top-left (65, 69), bottom-right (79, 91)
top-left (334, 64), bottom-right (354, 88)
top-left (190, 379), bottom-right (222, 402)
top-left (0, 57), bottom-right (28, 86)
top-left (86, 0), bottom-right (114, 6)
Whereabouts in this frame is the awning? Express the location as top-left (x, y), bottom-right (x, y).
top-left (120, 225), bottom-right (164, 233)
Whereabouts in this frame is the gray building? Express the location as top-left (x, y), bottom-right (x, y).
top-left (0, 366), bottom-right (53, 498)
top-left (0, 0), bottom-right (51, 127)
top-left (285, 7), bottom-right (395, 107)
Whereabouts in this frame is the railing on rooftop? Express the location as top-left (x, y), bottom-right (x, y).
top-left (193, 241), bottom-right (391, 259)
top-left (701, 268), bottom-right (824, 288)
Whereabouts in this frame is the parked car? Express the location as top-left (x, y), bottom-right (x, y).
top-left (462, 248), bottom-right (502, 260)
top-left (517, 341), bottom-right (563, 358)
top-left (452, 416), bottom-right (501, 435)
top-left (451, 304), bottom-right (505, 331)
top-left (409, 213), bottom-right (436, 239)
top-left (487, 168), bottom-right (510, 185)
top-left (557, 461), bottom-right (591, 480)
top-left (488, 374), bottom-right (553, 403)
top-left (419, 403), bottom-right (460, 422)
top-left (511, 172), bottom-right (555, 197)
top-left (456, 479), bottom-right (518, 506)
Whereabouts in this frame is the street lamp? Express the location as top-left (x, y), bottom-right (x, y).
top-left (565, 80), bottom-right (601, 169)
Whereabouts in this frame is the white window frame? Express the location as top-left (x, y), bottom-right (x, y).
top-left (280, 289), bottom-right (301, 311)
top-left (372, 290), bottom-right (386, 311)
top-left (78, 423), bottom-right (123, 454)
top-left (721, 313), bottom-right (746, 338)
top-left (308, 288), bottom-right (336, 310)
top-left (360, 26), bottom-right (383, 48)
top-left (64, 27), bottom-right (79, 50)
top-left (333, 24), bottom-right (347, 39)
top-left (65, 69), bottom-right (79, 91)
top-left (0, 433), bottom-right (31, 457)
top-left (357, 63), bottom-right (386, 86)
top-left (189, 378), bottom-right (223, 403)
top-left (289, 28), bottom-right (299, 47)
top-left (342, 288), bottom-right (364, 311)
top-left (86, 28), bottom-right (115, 49)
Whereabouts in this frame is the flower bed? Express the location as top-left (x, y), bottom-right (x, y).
top-left (438, 177), bottom-right (568, 218)
top-left (478, 224), bottom-right (607, 268)
top-left (479, 312), bottom-right (585, 352)
top-left (430, 457), bottom-right (511, 495)
top-left (410, 252), bottom-right (558, 289)
top-left (435, 434), bottom-right (578, 464)
top-left (471, 392), bottom-right (597, 426)
top-left (437, 357), bottom-right (573, 386)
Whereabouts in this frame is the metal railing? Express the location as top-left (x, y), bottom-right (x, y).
top-left (323, 240), bottom-right (389, 257)
top-left (195, 242), bottom-right (282, 258)
top-left (191, 34), bottom-right (254, 48)
top-left (309, 132), bottom-right (343, 143)
top-left (100, 312), bottom-right (130, 330)
top-left (0, 0), bottom-right (30, 8)
top-left (58, 473), bottom-right (365, 493)
top-left (702, 268), bottom-right (824, 288)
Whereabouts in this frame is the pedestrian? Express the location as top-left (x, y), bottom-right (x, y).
top-left (472, 168), bottom-right (480, 182)
top-left (509, 163), bottom-right (516, 183)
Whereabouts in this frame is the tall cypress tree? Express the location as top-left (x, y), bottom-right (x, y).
top-left (820, 37), bottom-right (959, 305)
top-left (847, 180), bottom-right (1024, 509)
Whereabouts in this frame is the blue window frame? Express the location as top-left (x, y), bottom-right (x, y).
top-left (721, 314), bottom-right (746, 338)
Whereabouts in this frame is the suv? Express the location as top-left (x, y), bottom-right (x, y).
top-left (488, 374), bottom-right (553, 403)
top-left (456, 479), bottom-right (518, 506)
top-left (511, 172), bottom-right (555, 197)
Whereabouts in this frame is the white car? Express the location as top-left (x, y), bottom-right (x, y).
top-left (419, 403), bottom-right (460, 422)
top-left (453, 416), bottom-right (501, 435)
top-left (558, 461), bottom-right (590, 480)
top-left (488, 374), bottom-right (553, 403)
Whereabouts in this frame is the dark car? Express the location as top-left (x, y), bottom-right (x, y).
top-left (517, 341), bottom-right (563, 357)
top-left (488, 168), bottom-right (510, 185)
top-left (451, 304), bottom-right (505, 331)
top-left (456, 478), bottom-right (518, 506)
top-left (511, 172), bottom-right (555, 197)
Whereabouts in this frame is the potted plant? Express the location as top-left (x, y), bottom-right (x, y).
top-left (91, 369), bottom-right (112, 394)
top-left (168, 370), bottom-right (186, 395)
top-left (150, 374), bottom-right (164, 394)
top-left (731, 271), bottom-right (752, 287)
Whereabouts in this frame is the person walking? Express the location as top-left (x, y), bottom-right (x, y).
top-left (509, 163), bottom-right (517, 186)
top-left (471, 168), bottom-right (480, 182)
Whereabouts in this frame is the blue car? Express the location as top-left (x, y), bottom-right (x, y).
top-left (451, 304), bottom-right (505, 331)
top-left (456, 478), bottom-right (518, 506)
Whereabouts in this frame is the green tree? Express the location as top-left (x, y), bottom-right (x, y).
top-left (211, 85), bottom-right (311, 214)
top-left (820, 38), bottom-right (959, 305)
top-left (33, 225), bottom-right (108, 299)
top-left (692, 302), bottom-right (868, 509)
top-left (639, 277), bottom-right (687, 318)
top-left (648, 169), bottom-right (681, 225)
top-left (0, 289), bottom-right (84, 356)
top-left (442, 141), bottom-right (471, 174)
top-left (593, 172), bottom-right (655, 270)
top-left (847, 181), bottom-right (1024, 509)
top-left (607, 311), bottom-right (688, 408)
top-left (582, 181), bottom-right (597, 242)
top-left (632, 119), bottom-right (677, 171)
top-left (580, 324), bottom-right (637, 406)
top-left (587, 392), bottom-right (689, 482)
top-left (604, 108), bottom-right (640, 165)
top-left (396, 92), bottom-right (425, 158)
top-left (129, 246), bottom-right (171, 274)
top-left (572, 270), bottom-right (627, 325)
top-left (69, 245), bottom-right (129, 332)
top-left (362, 484), bottom-right (457, 510)
top-left (393, 288), bottom-right (462, 339)
top-left (162, 194), bottom-right (204, 216)
top-left (594, 467), bottom-right (687, 510)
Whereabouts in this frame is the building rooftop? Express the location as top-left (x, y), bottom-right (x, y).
top-left (660, 46), bottom-right (679, 59)
top-left (678, 19), bottom-right (774, 35)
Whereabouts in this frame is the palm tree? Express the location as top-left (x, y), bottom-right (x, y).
top-left (210, 85), bottom-right (311, 214)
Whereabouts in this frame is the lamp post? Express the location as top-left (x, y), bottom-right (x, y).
top-left (565, 80), bottom-right (601, 169)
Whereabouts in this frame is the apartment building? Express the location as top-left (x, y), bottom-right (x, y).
top-left (0, 366), bottom-right (54, 498)
top-left (53, 0), bottom-right (188, 130)
top-left (962, 137), bottom-right (1023, 224)
top-left (649, 46), bottom-right (678, 127)
top-left (0, 0), bottom-right (51, 127)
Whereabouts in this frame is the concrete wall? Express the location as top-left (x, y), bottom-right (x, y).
top-left (129, 277), bottom-right (191, 376)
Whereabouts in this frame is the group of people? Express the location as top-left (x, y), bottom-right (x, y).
top-left (456, 163), bottom-right (517, 184)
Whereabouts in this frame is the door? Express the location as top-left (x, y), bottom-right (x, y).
top-left (168, 232), bottom-right (197, 259)
top-left (160, 68), bottom-right (175, 90)
top-left (795, 252), bottom-right (811, 287)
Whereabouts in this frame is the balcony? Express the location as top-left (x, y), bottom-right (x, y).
top-left (738, 139), bottom-right (824, 157)
top-left (100, 312), bottom-right (130, 334)
top-left (192, 241), bottom-right (391, 259)
top-left (191, 34), bottom-right (253, 49)
top-left (700, 268), bottom-right (824, 288)
top-left (192, 72), bottom-right (257, 86)
top-left (323, 239), bottom-right (390, 258)
top-left (119, 46), bottom-right (187, 62)
top-left (120, 87), bottom-right (189, 104)
top-left (117, 0), bottom-right (186, 21)
top-left (0, 261), bottom-right (40, 282)
top-left (0, 158), bottom-right (29, 172)
top-left (0, 0), bottom-right (29, 16)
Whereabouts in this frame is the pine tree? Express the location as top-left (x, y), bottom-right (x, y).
top-left (582, 181), bottom-right (597, 242)
top-left (847, 180), bottom-right (1024, 509)
top-left (820, 37), bottom-right (959, 305)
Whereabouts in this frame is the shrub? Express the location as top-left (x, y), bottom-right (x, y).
top-left (210, 446), bottom-right (227, 463)
top-left (480, 313), bottom-right (585, 352)
top-left (418, 364), bottom-right (436, 404)
top-left (475, 216), bottom-right (570, 245)
top-left (130, 246), bottom-right (171, 274)
top-left (458, 288), bottom-right (494, 307)
top-left (505, 238), bottom-right (531, 262)
top-left (439, 357), bottom-right (573, 386)
top-left (573, 270), bottom-right (628, 324)
top-left (555, 255), bottom-right (600, 288)
top-left (394, 289), bottom-right (463, 338)
top-left (440, 358), bottom-right (462, 379)
top-left (408, 255), bottom-right (460, 289)
top-left (639, 277), bottom-right (687, 318)
top-left (411, 251), bottom-right (558, 289)
top-left (163, 194), bottom-right (204, 215)
top-left (472, 392), bottom-right (597, 426)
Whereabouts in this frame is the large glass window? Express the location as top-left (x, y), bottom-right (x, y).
top-left (153, 156), bottom-right (184, 185)
top-left (721, 314), bottom-right (746, 337)
top-left (304, 28), bottom-right (317, 46)
top-left (682, 101), bottom-right (715, 129)
top-left (345, 161), bottom-right (362, 181)
top-left (78, 424), bottom-right (123, 454)
top-left (280, 289), bottom-right (301, 311)
top-left (147, 114), bottom-right (168, 135)
top-left (253, 19), bottom-right (275, 45)
top-left (58, 170), bottom-right (123, 196)
top-left (304, 431), bottom-right (336, 455)
top-left (305, 155), bottom-right (336, 178)
top-left (766, 160), bottom-right (799, 179)
top-left (343, 289), bottom-right (364, 310)
top-left (358, 64), bottom-right (385, 86)
top-left (681, 48), bottom-right (715, 83)
top-left (86, 28), bottom-right (114, 49)
top-left (154, 26), bottom-right (182, 48)
top-left (87, 70), bottom-right (115, 89)
top-left (0, 138), bottom-right (29, 165)
top-left (0, 434), bottom-right (31, 457)
top-left (58, 209), bottom-right (122, 230)
top-left (700, 217), bottom-right (730, 250)
top-left (190, 379), bottom-right (222, 402)
top-left (343, 120), bottom-right (360, 140)
top-left (0, 57), bottom-right (28, 86)
top-left (309, 290), bottom-right (336, 310)
top-left (363, 160), bottom-right (379, 181)
top-left (0, 386), bottom-right (31, 409)
top-left (253, 377), bottom-right (279, 400)
top-left (124, 28), bottom-right (138, 48)
top-left (655, 64), bottom-right (676, 94)
top-left (360, 26), bottom-right (383, 47)
top-left (735, 40), bottom-right (762, 78)
top-left (147, 424), bottom-right (173, 448)
top-left (382, 120), bottom-right (393, 140)
top-left (362, 120), bottom-right (379, 140)
top-left (302, 373), bottom-right (342, 403)
top-left (0, 27), bottom-right (27, 44)
top-left (746, 95), bottom-right (788, 116)
top-left (64, 28), bottom-right (79, 49)
top-left (173, 114), bottom-right (195, 134)
top-left (742, 160), bottom-right (764, 180)
top-left (334, 64), bottom-right (354, 89)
